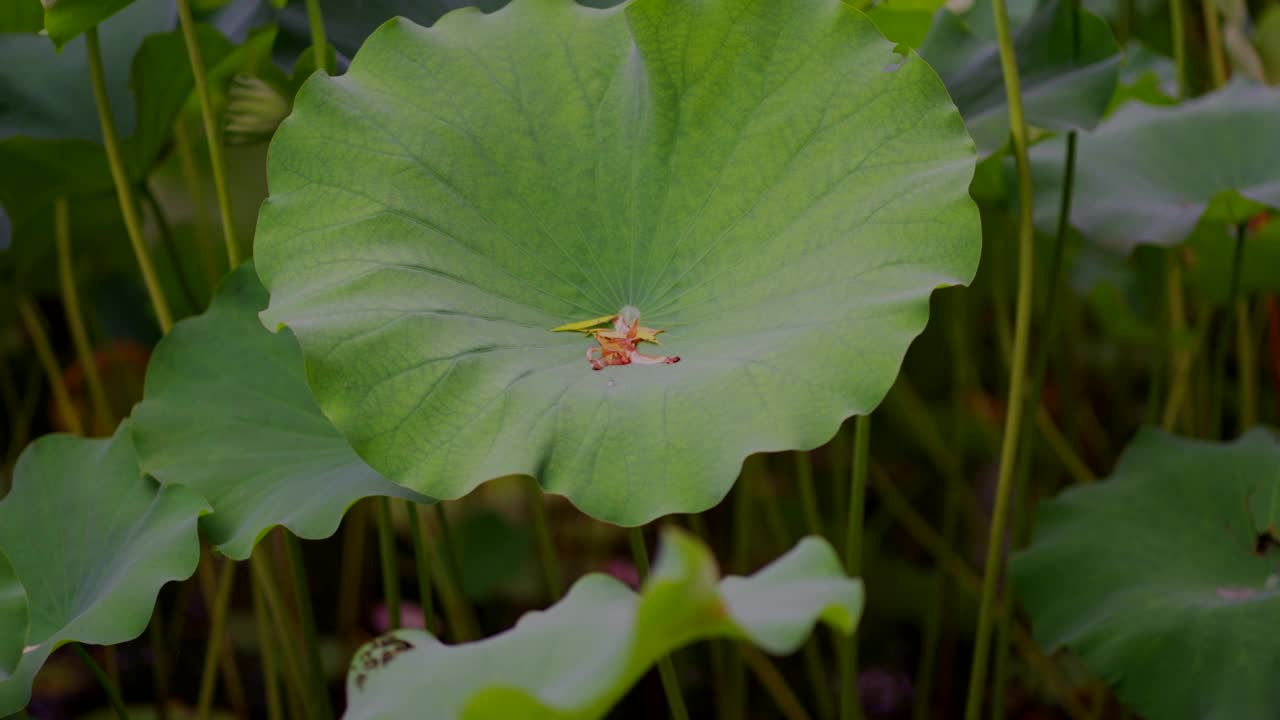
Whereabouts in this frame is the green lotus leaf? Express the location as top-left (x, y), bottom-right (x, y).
top-left (132, 263), bottom-right (428, 560)
top-left (43, 0), bottom-right (138, 48)
top-left (1012, 427), bottom-right (1280, 720)
top-left (0, 0), bottom-right (43, 32)
top-left (0, 422), bottom-right (209, 715)
top-left (256, 0), bottom-right (980, 524)
top-left (0, 548), bottom-right (25, 681)
top-left (345, 529), bottom-right (863, 720)
top-left (919, 0), bottom-right (1121, 153)
top-left (1030, 80), bottom-right (1280, 253)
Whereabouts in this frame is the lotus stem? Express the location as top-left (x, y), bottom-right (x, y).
top-left (432, 503), bottom-right (481, 641)
top-left (405, 501), bottom-right (437, 634)
top-left (795, 451), bottom-right (825, 539)
top-left (839, 414), bottom-right (870, 720)
top-left (173, 117), bottom-right (220, 296)
top-left (194, 552), bottom-right (248, 716)
top-left (74, 644), bottom-right (130, 720)
top-left (628, 527), bottom-right (690, 720)
top-left (743, 645), bottom-right (813, 720)
top-left (175, 0), bottom-right (241, 269)
top-left (84, 27), bottom-right (173, 333)
top-left (16, 298), bottom-right (83, 436)
top-left (1211, 225), bottom-right (1247, 438)
top-left (523, 477), bottom-right (564, 601)
top-left (54, 197), bottom-right (112, 434)
top-left (197, 559), bottom-right (237, 720)
top-left (252, 575), bottom-right (285, 720)
top-left (304, 0), bottom-right (333, 74)
top-left (250, 552), bottom-right (315, 718)
top-left (284, 533), bottom-right (334, 720)
top-left (965, 0), bottom-right (1037, 711)
top-left (375, 497), bottom-right (402, 630)
top-left (1200, 0), bottom-right (1228, 87)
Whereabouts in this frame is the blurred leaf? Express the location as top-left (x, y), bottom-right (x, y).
top-left (132, 263), bottom-right (429, 561)
top-left (0, 0), bottom-right (43, 32)
top-left (1031, 80), bottom-right (1280, 252)
top-left (919, 0), bottom-right (1121, 153)
top-left (1013, 427), bottom-right (1280, 720)
top-left (1107, 41), bottom-right (1177, 111)
top-left (866, 0), bottom-right (946, 49)
top-left (345, 529), bottom-right (863, 720)
top-left (1184, 218), bottom-right (1280, 305)
top-left (255, 0), bottom-right (980, 524)
top-left (43, 0), bottom-right (139, 49)
top-left (456, 510), bottom-right (531, 601)
top-left (0, 422), bottom-right (208, 715)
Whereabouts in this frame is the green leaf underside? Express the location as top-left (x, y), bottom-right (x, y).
top-left (345, 529), bottom-right (862, 720)
top-left (1012, 427), bottom-right (1280, 720)
top-left (256, 0), bottom-right (980, 524)
top-left (919, 0), bottom-right (1121, 154)
top-left (132, 263), bottom-right (428, 561)
top-left (44, 0), bottom-right (135, 48)
top-left (1030, 80), bottom-right (1280, 253)
top-left (0, 422), bottom-right (208, 715)
top-left (0, 548), bottom-right (25, 680)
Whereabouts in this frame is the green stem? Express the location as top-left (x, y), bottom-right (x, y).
top-left (194, 552), bottom-right (248, 717)
top-left (1170, 0), bottom-right (1188, 95)
top-left (1200, 0), bottom-right (1229, 87)
top-left (197, 559), bottom-right (237, 720)
top-left (1035, 407), bottom-right (1096, 485)
top-left (727, 463), bottom-right (756, 720)
top-left (147, 611), bottom-right (170, 720)
top-left (912, 483), bottom-right (958, 720)
top-left (74, 644), bottom-right (130, 720)
top-left (375, 497), bottom-right (402, 630)
top-left (251, 572), bottom-right (285, 720)
top-left (686, 515), bottom-right (733, 720)
top-left (336, 501), bottom-right (370, 642)
top-left (284, 534), bottom-right (334, 720)
top-left (523, 477), bottom-right (564, 601)
top-left (965, 0), bottom-right (1037, 710)
top-left (250, 552), bottom-right (314, 718)
top-left (1237, 297), bottom-right (1257, 430)
top-left (628, 527), bottom-right (690, 720)
top-left (172, 117), bottom-right (219, 297)
top-left (742, 644), bottom-right (814, 720)
top-left (175, 0), bottom-right (241, 268)
top-left (140, 184), bottom-right (200, 313)
top-left (405, 501), bottom-right (437, 634)
top-left (839, 414), bottom-right (870, 720)
top-left (795, 451), bottom-right (825, 539)
top-left (432, 504), bottom-right (481, 642)
top-left (1211, 225), bottom-right (1247, 438)
top-left (84, 27), bottom-right (173, 333)
top-left (54, 196), bottom-right (112, 434)
top-left (304, 0), bottom-right (333, 74)
top-left (17, 298), bottom-right (84, 435)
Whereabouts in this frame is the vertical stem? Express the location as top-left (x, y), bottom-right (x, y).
top-left (432, 504), bottom-right (481, 642)
top-left (250, 552), bottom-right (314, 718)
top-left (252, 572), bottom-right (285, 720)
top-left (965, 0), bottom-right (1036, 711)
top-left (839, 414), bottom-right (870, 720)
top-left (727, 465), bottom-right (755, 720)
top-left (405, 501), bottom-right (437, 634)
top-left (375, 497), bottom-right (402, 630)
top-left (175, 0), bottom-right (241, 268)
top-left (742, 645), bottom-right (814, 720)
top-left (1200, 0), bottom-right (1229, 87)
top-left (336, 500), bottom-right (370, 642)
top-left (523, 477), bottom-right (564, 602)
top-left (17, 298), bottom-right (84, 436)
top-left (147, 611), bottom-right (170, 720)
top-left (628, 527), bottom-right (690, 720)
top-left (1236, 297), bottom-right (1257, 429)
top-left (172, 118), bottom-right (220, 296)
top-left (1162, 254), bottom-right (1193, 430)
top-left (1211, 225), bottom-right (1247, 438)
top-left (1267, 296), bottom-right (1280, 419)
top-left (304, 0), bottom-right (333, 74)
top-left (795, 451), bottom-right (825, 539)
top-left (194, 552), bottom-right (248, 717)
top-left (84, 27), bottom-right (173, 333)
top-left (913, 483), bottom-right (958, 720)
top-left (197, 559), bottom-right (237, 720)
top-left (54, 197), bottom-right (112, 434)
top-left (1170, 0), bottom-right (1188, 96)
top-left (74, 644), bottom-right (130, 720)
top-left (284, 534), bottom-right (334, 720)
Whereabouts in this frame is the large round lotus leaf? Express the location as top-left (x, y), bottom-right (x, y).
top-left (345, 529), bottom-right (862, 720)
top-left (0, 548), bottom-right (25, 680)
top-left (918, 0), bottom-right (1121, 154)
top-left (256, 0), bottom-right (980, 524)
top-left (0, 422), bottom-right (208, 715)
top-left (1012, 427), bottom-right (1280, 720)
top-left (1030, 80), bottom-right (1280, 253)
top-left (132, 263), bottom-right (428, 561)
